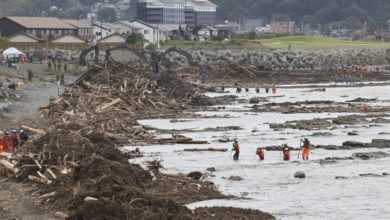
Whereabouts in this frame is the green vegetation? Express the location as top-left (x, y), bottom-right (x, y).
top-left (126, 33), bottom-right (145, 45)
top-left (162, 39), bottom-right (262, 50)
top-left (260, 36), bottom-right (390, 49)
top-left (164, 36), bottom-right (390, 50)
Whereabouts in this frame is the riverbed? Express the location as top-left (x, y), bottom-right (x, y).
top-left (128, 83), bottom-right (390, 220)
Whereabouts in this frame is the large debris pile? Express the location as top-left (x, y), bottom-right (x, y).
top-left (0, 61), bottom-right (274, 219)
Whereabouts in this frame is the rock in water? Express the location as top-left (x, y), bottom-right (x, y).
top-left (228, 175), bottom-right (244, 181)
top-left (335, 176), bottom-right (348, 180)
top-left (294, 171), bottom-right (306, 179)
top-left (187, 171), bottom-right (203, 180)
top-left (206, 167), bottom-right (216, 172)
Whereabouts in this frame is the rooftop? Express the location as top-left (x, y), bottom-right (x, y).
top-left (63, 19), bottom-right (92, 29)
top-left (4, 16), bottom-right (76, 29)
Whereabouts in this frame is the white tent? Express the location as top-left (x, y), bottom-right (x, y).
top-left (2, 47), bottom-right (24, 57)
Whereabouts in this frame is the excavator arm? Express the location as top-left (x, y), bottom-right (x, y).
top-left (79, 44), bottom-right (99, 66)
top-left (153, 46), bottom-right (194, 73)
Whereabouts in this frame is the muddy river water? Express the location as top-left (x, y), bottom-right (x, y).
top-left (128, 84), bottom-right (390, 220)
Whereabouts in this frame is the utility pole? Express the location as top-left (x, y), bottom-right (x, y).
top-left (157, 22), bottom-right (160, 49)
top-left (101, 18), bottom-right (103, 39)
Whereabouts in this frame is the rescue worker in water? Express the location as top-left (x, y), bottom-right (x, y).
top-left (300, 138), bottom-right (311, 160)
top-left (232, 139), bottom-right (240, 160)
top-left (282, 144), bottom-right (291, 161)
top-left (256, 147), bottom-right (265, 160)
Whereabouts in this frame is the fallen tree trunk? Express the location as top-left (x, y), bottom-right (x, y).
top-left (0, 159), bottom-right (19, 173)
top-left (20, 125), bottom-right (45, 135)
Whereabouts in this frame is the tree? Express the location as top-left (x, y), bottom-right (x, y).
top-left (97, 8), bottom-right (117, 22)
top-left (126, 32), bottom-right (144, 45)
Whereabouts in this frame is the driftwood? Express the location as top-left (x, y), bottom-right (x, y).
top-left (54, 211), bottom-right (69, 219)
top-left (0, 159), bottom-right (19, 173)
top-left (96, 98), bottom-right (122, 113)
top-left (28, 175), bottom-right (52, 185)
top-left (20, 125), bottom-right (45, 135)
top-left (84, 196), bottom-right (98, 202)
top-left (184, 148), bottom-right (227, 152)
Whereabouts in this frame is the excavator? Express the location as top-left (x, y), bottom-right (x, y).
top-left (79, 43), bottom-right (194, 73)
top-left (79, 44), bottom-right (99, 66)
top-left (150, 45), bottom-right (194, 73)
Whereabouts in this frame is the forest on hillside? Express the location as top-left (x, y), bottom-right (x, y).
top-left (211, 0), bottom-right (390, 30)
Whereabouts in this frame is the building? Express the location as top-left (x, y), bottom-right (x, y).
top-left (243, 19), bottom-right (264, 32)
top-left (193, 25), bottom-right (217, 41)
top-left (112, 21), bottom-right (143, 35)
top-left (63, 19), bottom-right (94, 41)
top-left (92, 22), bottom-right (121, 39)
top-left (137, 0), bottom-right (216, 28)
top-left (51, 34), bottom-right (86, 44)
top-left (130, 20), bottom-right (167, 44)
top-left (0, 16), bottom-right (77, 40)
top-left (8, 32), bottom-right (42, 43)
top-left (98, 33), bottom-right (127, 44)
top-left (269, 21), bottom-right (295, 35)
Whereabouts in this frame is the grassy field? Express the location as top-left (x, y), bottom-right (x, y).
top-left (257, 36), bottom-right (390, 49)
top-left (163, 36), bottom-right (390, 50)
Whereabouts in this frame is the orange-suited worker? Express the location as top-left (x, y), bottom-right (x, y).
top-left (256, 147), bottom-right (265, 160)
top-left (282, 144), bottom-right (291, 161)
top-left (2, 131), bottom-right (13, 153)
top-left (301, 138), bottom-right (311, 160)
top-left (232, 139), bottom-right (240, 160)
top-left (0, 131), bottom-right (3, 155)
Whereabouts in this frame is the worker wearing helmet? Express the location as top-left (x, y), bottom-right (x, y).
top-left (10, 129), bottom-right (20, 153)
top-left (301, 138), bottom-right (311, 160)
top-left (282, 144), bottom-right (291, 161)
top-left (232, 139), bottom-right (240, 160)
top-left (0, 131), bottom-right (3, 155)
top-left (2, 131), bottom-right (12, 153)
top-left (256, 147), bottom-right (265, 160)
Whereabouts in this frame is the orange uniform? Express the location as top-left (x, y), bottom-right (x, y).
top-left (0, 136), bottom-right (3, 155)
top-left (302, 139), bottom-right (310, 160)
top-left (282, 145), bottom-right (291, 161)
top-left (257, 148), bottom-right (265, 160)
top-left (232, 141), bottom-right (240, 160)
top-left (2, 135), bottom-right (12, 153)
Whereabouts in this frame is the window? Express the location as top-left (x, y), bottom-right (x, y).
top-left (144, 30), bottom-right (150, 34)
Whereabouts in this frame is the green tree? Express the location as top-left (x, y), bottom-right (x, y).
top-left (126, 32), bottom-right (145, 45)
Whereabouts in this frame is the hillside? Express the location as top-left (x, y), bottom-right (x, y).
top-left (211, 0), bottom-right (390, 30)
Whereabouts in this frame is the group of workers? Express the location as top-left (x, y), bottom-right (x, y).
top-left (0, 129), bottom-right (29, 155)
top-left (231, 138), bottom-right (311, 161)
top-left (332, 64), bottom-right (379, 84)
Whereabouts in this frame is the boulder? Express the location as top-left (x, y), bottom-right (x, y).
top-left (206, 167), bottom-right (216, 172)
top-left (347, 131), bottom-right (359, 136)
top-left (187, 171), bottom-right (203, 180)
top-left (352, 152), bottom-right (390, 160)
top-left (359, 173), bottom-right (383, 177)
top-left (228, 175), bottom-right (244, 181)
top-left (342, 141), bottom-right (366, 148)
top-left (370, 139), bottom-right (390, 148)
top-left (335, 176), bottom-right (348, 180)
top-left (249, 97), bottom-right (261, 104)
top-left (294, 171), bottom-right (306, 179)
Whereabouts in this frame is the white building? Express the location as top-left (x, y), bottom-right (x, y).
top-left (112, 21), bottom-right (143, 35)
top-left (92, 22), bottom-right (120, 40)
top-left (130, 20), bottom-right (167, 45)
